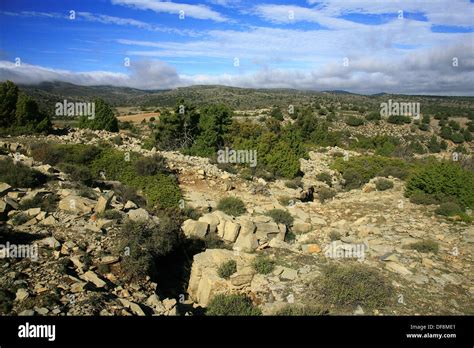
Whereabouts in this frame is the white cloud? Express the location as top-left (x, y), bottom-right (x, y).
top-left (1, 39), bottom-right (473, 95)
top-left (306, 0), bottom-right (474, 27)
top-left (111, 0), bottom-right (228, 22)
top-left (0, 10), bottom-right (199, 36)
top-left (0, 60), bottom-right (181, 89)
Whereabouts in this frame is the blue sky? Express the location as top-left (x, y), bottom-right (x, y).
top-left (0, 0), bottom-right (473, 94)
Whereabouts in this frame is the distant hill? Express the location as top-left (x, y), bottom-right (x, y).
top-left (16, 82), bottom-right (474, 116)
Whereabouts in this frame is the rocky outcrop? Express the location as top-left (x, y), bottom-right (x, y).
top-left (187, 249), bottom-right (255, 306)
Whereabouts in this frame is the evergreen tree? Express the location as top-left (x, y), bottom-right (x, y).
top-left (0, 80), bottom-right (19, 128)
top-left (79, 98), bottom-right (118, 132)
top-left (15, 94), bottom-right (41, 126)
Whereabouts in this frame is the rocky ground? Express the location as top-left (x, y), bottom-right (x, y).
top-left (0, 128), bottom-right (472, 316)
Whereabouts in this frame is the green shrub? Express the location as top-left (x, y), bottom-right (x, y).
top-left (59, 163), bottom-right (94, 185)
top-left (378, 165), bottom-right (410, 180)
top-left (427, 136), bottom-right (441, 153)
top-left (112, 135), bottom-right (123, 145)
top-left (365, 112), bottom-right (381, 121)
top-left (0, 289), bottom-right (14, 314)
top-left (316, 172), bottom-right (332, 187)
top-left (346, 116), bottom-right (364, 127)
top-left (418, 123), bottom-right (429, 132)
top-left (217, 260), bottom-right (237, 279)
top-left (284, 177), bottom-right (303, 189)
top-left (30, 143), bottom-right (102, 166)
top-left (0, 159), bottom-right (47, 188)
top-left (78, 98), bottom-right (119, 132)
top-left (406, 161), bottom-right (474, 209)
top-left (127, 174), bottom-right (181, 208)
top-left (112, 184), bottom-right (146, 207)
top-left (90, 148), bottom-right (181, 208)
top-left (329, 230), bottom-right (341, 241)
top-left (318, 187), bottom-right (336, 203)
top-left (252, 255), bottom-right (275, 275)
top-left (182, 207), bottom-right (202, 220)
top-left (275, 304), bottom-right (328, 316)
top-left (342, 169), bottom-right (364, 190)
top-left (435, 202), bottom-right (463, 216)
top-left (408, 240), bottom-right (439, 254)
top-left (333, 156), bottom-right (410, 190)
top-left (409, 191), bottom-right (439, 205)
top-left (119, 217), bottom-right (182, 280)
top-left (318, 263), bottom-right (393, 310)
top-left (408, 141), bottom-right (426, 154)
top-left (11, 212), bottom-right (29, 225)
top-left (278, 196), bottom-right (295, 207)
top-left (206, 294), bottom-right (261, 316)
top-left (217, 197), bottom-right (246, 216)
top-left (450, 132), bottom-right (465, 144)
top-left (19, 193), bottom-right (58, 212)
top-left (96, 210), bottom-right (122, 220)
top-left (284, 230), bottom-right (296, 243)
top-left (270, 107), bottom-right (284, 121)
top-left (387, 115), bottom-right (411, 124)
top-left (135, 154), bottom-right (168, 176)
top-left (264, 141), bottom-right (302, 179)
top-left (375, 178), bottom-right (394, 191)
top-left (266, 209), bottom-right (294, 227)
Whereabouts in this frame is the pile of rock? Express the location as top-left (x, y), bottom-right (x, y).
top-left (181, 211), bottom-right (287, 252)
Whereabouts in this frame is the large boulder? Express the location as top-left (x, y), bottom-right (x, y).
top-left (127, 208), bottom-right (150, 222)
top-left (94, 193), bottom-right (114, 214)
top-left (187, 249), bottom-right (254, 306)
top-left (0, 183), bottom-right (11, 196)
top-left (293, 220), bottom-right (312, 234)
top-left (255, 221), bottom-right (286, 244)
top-left (59, 196), bottom-right (96, 214)
top-left (182, 219), bottom-right (209, 239)
top-left (233, 220), bottom-right (258, 252)
top-left (198, 213), bottom-right (220, 234)
top-left (222, 221), bottom-right (241, 243)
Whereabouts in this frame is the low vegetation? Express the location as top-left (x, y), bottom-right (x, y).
top-left (408, 240), bottom-right (439, 254)
top-left (375, 178), bottom-right (394, 191)
top-left (216, 197), bottom-right (246, 216)
top-left (118, 217), bottom-right (182, 280)
top-left (266, 209), bottom-right (294, 228)
top-left (252, 255), bottom-right (275, 275)
top-left (316, 263), bottom-right (394, 310)
top-left (206, 294), bottom-right (261, 316)
top-left (217, 260), bottom-right (237, 279)
top-left (0, 158), bottom-right (47, 188)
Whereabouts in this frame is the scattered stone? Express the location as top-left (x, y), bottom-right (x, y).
top-left (385, 261), bottom-right (412, 276)
top-left (15, 288), bottom-right (29, 302)
top-left (180, 220), bottom-right (208, 240)
top-left (0, 182), bottom-right (12, 196)
top-left (302, 244), bottom-right (321, 254)
top-left (127, 208), bottom-right (150, 222)
top-left (83, 271), bottom-right (107, 288)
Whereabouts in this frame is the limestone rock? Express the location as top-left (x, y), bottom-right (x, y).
top-left (59, 195), bottom-right (95, 214)
top-left (223, 221), bottom-right (240, 242)
top-left (198, 213), bottom-right (220, 234)
top-left (94, 194), bottom-right (113, 214)
top-left (182, 219), bottom-right (209, 239)
top-left (83, 271), bottom-right (107, 288)
top-left (127, 208), bottom-right (150, 222)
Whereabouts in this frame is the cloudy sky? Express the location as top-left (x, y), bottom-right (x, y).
top-left (0, 0), bottom-right (473, 95)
